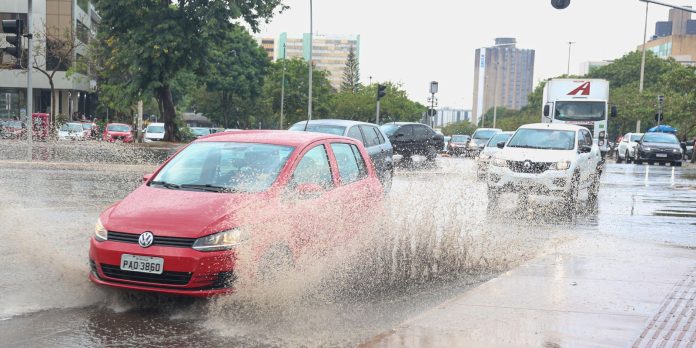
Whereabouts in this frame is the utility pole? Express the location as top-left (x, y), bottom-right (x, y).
top-left (26, 0), bottom-right (33, 160)
top-left (280, 43), bottom-right (286, 129)
top-left (137, 100), bottom-right (143, 143)
top-left (492, 62), bottom-right (499, 129)
top-left (567, 41), bottom-right (575, 76)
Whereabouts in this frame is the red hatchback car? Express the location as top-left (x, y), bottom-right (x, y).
top-left (89, 130), bottom-right (383, 297)
top-left (103, 123), bottom-right (134, 143)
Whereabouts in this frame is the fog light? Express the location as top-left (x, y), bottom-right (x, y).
top-left (553, 178), bottom-right (567, 187)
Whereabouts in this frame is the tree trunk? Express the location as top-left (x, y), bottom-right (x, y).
top-left (157, 96), bottom-right (164, 123)
top-left (158, 85), bottom-right (179, 141)
top-left (222, 91), bottom-right (229, 128)
top-left (49, 79), bottom-right (56, 129)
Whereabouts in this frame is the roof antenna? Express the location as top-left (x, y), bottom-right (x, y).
top-left (303, 119), bottom-right (309, 132)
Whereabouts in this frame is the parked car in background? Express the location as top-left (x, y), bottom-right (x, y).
top-left (58, 122), bottom-right (86, 141)
top-left (487, 123), bottom-right (603, 212)
top-left (144, 123), bottom-right (165, 142)
top-left (616, 132), bottom-right (643, 163)
top-left (80, 122), bottom-right (98, 140)
top-left (88, 130), bottom-right (383, 297)
top-left (380, 122), bottom-right (444, 163)
top-left (633, 132), bottom-right (683, 166)
top-left (1, 120), bottom-right (25, 139)
top-left (290, 120), bottom-right (394, 192)
top-left (447, 135), bottom-right (471, 156)
top-left (466, 128), bottom-right (502, 157)
top-left (477, 131), bottom-right (514, 180)
top-left (103, 123), bottom-right (134, 143)
top-left (443, 136), bottom-right (451, 152)
top-left (189, 127), bottom-right (211, 139)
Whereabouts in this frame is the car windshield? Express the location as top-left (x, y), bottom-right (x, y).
top-left (107, 124), bottom-right (130, 132)
top-left (630, 134), bottom-right (642, 142)
top-left (147, 125), bottom-right (165, 133)
top-left (61, 123), bottom-right (83, 132)
top-left (380, 124), bottom-right (401, 137)
top-left (289, 123), bottom-right (346, 136)
top-left (451, 135), bottom-right (469, 142)
top-left (152, 142), bottom-right (294, 193)
top-left (643, 133), bottom-right (678, 144)
top-left (190, 128), bottom-right (210, 136)
top-left (486, 133), bottom-right (512, 147)
top-left (508, 129), bottom-right (576, 150)
top-left (81, 124), bottom-right (92, 130)
top-left (473, 130), bottom-right (498, 140)
top-left (554, 101), bottom-right (606, 121)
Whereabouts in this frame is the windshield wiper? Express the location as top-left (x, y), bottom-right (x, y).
top-left (150, 181), bottom-right (181, 190)
top-left (510, 145), bottom-right (545, 149)
top-left (179, 184), bottom-right (237, 193)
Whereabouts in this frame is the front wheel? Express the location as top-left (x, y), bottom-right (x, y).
top-left (563, 173), bottom-right (580, 216)
top-left (616, 151), bottom-right (623, 163)
top-left (674, 161), bottom-right (683, 167)
top-left (625, 151), bottom-right (632, 164)
top-left (588, 172), bottom-right (601, 204)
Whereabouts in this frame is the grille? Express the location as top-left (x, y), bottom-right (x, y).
top-left (508, 160), bottom-right (551, 174)
top-left (100, 264), bottom-right (192, 285)
top-left (107, 231), bottom-right (196, 248)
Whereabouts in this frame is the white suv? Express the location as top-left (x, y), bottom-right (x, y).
top-left (487, 123), bottom-right (603, 212)
top-left (616, 132), bottom-right (643, 163)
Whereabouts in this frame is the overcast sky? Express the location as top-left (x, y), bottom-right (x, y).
top-left (256, 0), bottom-right (690, 109)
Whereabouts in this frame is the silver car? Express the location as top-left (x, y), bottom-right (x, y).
top-left (477, 131), bottom-right (514, 180)
top-left (616, 132), bottom-right (643, 163)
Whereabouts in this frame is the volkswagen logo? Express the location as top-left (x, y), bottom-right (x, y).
top-left (138, 232), bottom-right (154, 248)
top-left (523, 161), bottom-right (532, 170)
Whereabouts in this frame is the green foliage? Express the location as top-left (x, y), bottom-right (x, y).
top-left (442, 121), bottom-right (477, 136)
top-left (330, 83), bottom-right (426, 124)
top-left (341, 46), bottom-right (361, 93)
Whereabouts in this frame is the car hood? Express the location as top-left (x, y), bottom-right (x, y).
top-left (103, 185), bottom-right (266, 238)
top-left (107, 131), bottom-right (131, 136)
top-left (643, 142), bottom-right (681, 150)
top-left (496, 147), bottom-right (575, 163)
top-left (145, 133), bottom-right (165, 139)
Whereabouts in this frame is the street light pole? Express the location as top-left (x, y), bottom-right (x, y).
top-left (26, 0), bottom-right (33, 160)
top-left (280, 43), bottom-right (286, 129)
top-left (567, 41), bottom-right (575, 76)
top-left (493, 62), bottom-right (499, 129)
top-left (639, 1), bottom-right (649, 93)
top-left (306, 0), bottom-right (313, 126)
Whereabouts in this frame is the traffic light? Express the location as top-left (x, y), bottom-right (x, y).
top-left (2, 19), bottom-right (23, 61)
top-left (551, 0), bottom-right (571, 9)
top-left (655, 113), bottom-right (664, 123)
top-left (376, 84), bottom-right (387, 100)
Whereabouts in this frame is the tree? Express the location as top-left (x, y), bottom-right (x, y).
top-left (261, 58), bottom-right (335, 127)
top-left (30, 23), bottom-right (85, 126)
top-left (341, 46), bottom-right (360, 93)
top-left (93, 0), bottom-right (286, 141)
top-left (442, 121), bottom-right (477, 136)
top-left (195, 26), bottom-right (270, 128)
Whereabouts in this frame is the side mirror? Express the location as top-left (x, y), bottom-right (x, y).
top-left (142, 173), bottom-right (153, 182)
top-left (610, 105), bottom-right (618, 118)
top-left (295, 183), bottom-right (325, 199)
top-left (497, 141), bottom-right (506, 149)
top-left (543, 104), bottom-right (550, 117)
top-left (579, 145), bottom-right (592, 153)
top-left (395, 133), bottom-right (404, 138)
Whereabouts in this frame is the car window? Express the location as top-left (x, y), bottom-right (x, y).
top-left (291, 145), bottom-right (334, 189)
top-left (414, 125), bottom-right (429, 140)
top-left (331, 143), bottom-right (367, 184)
top-left (397, 125), bottom-right (413, 137)
top-left (375, 128), bottom-right (386, 144)
top-left (583, 130), bottom-right (593, 146)
top-left (360, 126), bottom-right (381, 147)
top-left (347, 126), bottom-right (365, 145)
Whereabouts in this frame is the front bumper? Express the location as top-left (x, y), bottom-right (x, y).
top-left (487, 165), bottom-right (571, 195)
top-left (89, 237), bottom-right (236, 297)
top-left (637, 151), bottom-right (682, 162)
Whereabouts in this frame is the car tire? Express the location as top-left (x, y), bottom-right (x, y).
top-left (625, 151), bottom-right (632, 164)
top-left (425, 146), bottom-right (437, 162)
top-left (659, 162), bottom-right (666, 166)
top-left (648, 161), bottom-right (654, 166)
top-left (674, 161), bottom-right (682, 167)
top-left (258, 244), bottom-right (294, 284)
top-left (616, 151), bottom-right (623, 163)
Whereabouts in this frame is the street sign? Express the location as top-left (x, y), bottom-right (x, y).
top-left (429, 81), bottom-right (439, 94)
top-left (427, 109), bottom-right (437, 117)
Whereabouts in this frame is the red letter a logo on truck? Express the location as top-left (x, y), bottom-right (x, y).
top-left (568, 81), bottom-right (591, 96)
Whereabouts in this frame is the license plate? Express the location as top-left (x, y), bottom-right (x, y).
top-left (656, 153), bottom-right (668, 158)
top-left (120, 254), bottom-right (163, 274)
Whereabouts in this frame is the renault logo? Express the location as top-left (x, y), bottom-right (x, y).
top-left (138, 232), bottom-right (154, 248)
top-left (523, 161), bottom-right (532, 170)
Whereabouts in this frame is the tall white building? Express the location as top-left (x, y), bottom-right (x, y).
top-left (0, 0), bottom-right (98, 121)
top-left (432, 107), bottom-right (472, 128)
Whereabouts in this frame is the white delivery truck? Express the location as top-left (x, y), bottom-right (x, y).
top-left (542, 79), bottom-right (616, 158)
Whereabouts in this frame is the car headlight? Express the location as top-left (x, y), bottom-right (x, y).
top-left (192, 228), bottom-right (249, 252)
top-left (550, 161), bottom-right (571, 171)
top-left (673, 148), bottom-right (681, 153)
top-left (642, 147), bottom-right (651, 152)
top-left (95, 219), bottom-right (108, 242)
top-left (492, 158), bottom-right (508, 167)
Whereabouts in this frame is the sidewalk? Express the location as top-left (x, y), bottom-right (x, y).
top-left (362, 235), bottom-right (696, 348)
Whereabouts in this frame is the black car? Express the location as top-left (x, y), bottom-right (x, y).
top-left (379, 122), bottom-right (444, 162)
top-left (634, 132), bottom-right (683, 166)
top-left (289, 119), bottom-right (394, 192)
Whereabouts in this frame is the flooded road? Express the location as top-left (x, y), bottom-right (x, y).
top-left (0, 148), bottom-right (694, 347)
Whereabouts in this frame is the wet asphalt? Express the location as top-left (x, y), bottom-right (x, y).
top-left (0, 142), bottom-right (694, 347)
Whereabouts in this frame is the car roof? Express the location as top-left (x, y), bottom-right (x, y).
top-left (196, 130), bottom-right (355, 147)
top-left (519, 123), bottom-right (584, 131)
top-left (291, 119), bottom-right (378, 127)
